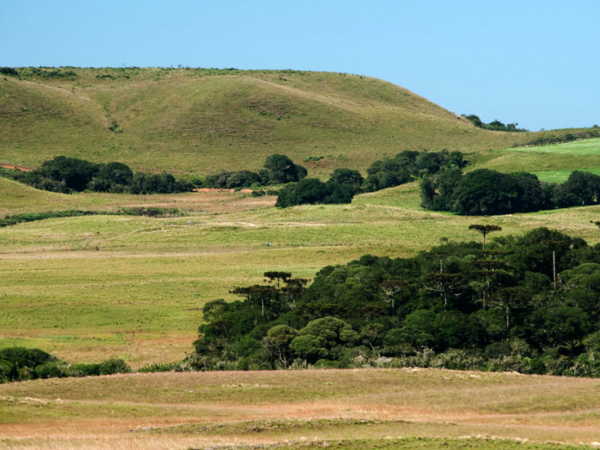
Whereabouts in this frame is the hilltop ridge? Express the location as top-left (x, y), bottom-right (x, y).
top-left (1, 67), bottom-right (586, 176)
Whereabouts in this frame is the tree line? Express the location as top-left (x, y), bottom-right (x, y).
top-left (3, 156), bottom-right (194, 194)
top-left (462, 114), bottom-right (527, 132)
top-left (276, 150), bottom-right (467, 207)
top-left (421, 168), bottom-right (600, 215)
top-left (190, 227), bottom-right (600, 376)
top-left (0, 347), bottom-right (131, 383)
top-left (202, 154), bottom-right (307, 189)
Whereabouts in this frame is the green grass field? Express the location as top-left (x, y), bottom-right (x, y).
top-left (474, 138), bottom-right (600, 182)
top-left (2, 134), bottom-right (600, 365)
top-left (2, 183), bottom-right (600, 366)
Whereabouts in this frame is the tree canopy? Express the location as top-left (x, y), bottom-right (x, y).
top-left (191, 227), bottom-right (600, 376)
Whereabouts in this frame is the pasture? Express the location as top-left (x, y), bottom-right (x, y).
top-left (1, 183), bottom-right (600, 367)
top-left (476, 138), bottom-right (600, 182)
top-left (0, 368), bottom-right (598, 449)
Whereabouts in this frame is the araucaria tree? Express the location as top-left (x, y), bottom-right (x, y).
top-left (469, 224), bottom-right (502, 250)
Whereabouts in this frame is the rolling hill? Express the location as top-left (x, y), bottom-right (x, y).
top-left (1, 67), bottom-right (590, 176)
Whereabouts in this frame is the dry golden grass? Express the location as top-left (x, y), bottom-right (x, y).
top-left (0, 177), bottom-right (275, 216)
top-left (0, 368), bottom-right (599, 449)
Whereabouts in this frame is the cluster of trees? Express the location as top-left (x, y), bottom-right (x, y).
top-left (7, 156), bottom-right (194, 194)
top-left (202, 154), bottom-right (307, 189)
top-left (276, 151), bottom-right (466, 208)
top-left (0, 347), bottom-right (131, 383)
top-left (275, 168), bottom-right (363, 208)
top-left (190, 227), bottom-right (600, 375)
top-left (463, 114), bottom-right (527, 132)
top-left (421, 169), bottom-right (600, 215)
top-left (0, 67), bottom-right (19, 77)
top-left (363, 150), bottom-right (467, 192)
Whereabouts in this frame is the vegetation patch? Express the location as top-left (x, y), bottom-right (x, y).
top-left (203, 154), bottom-right (307, 190)
top-left (144, 418), bottom-right (411, 435)
top-left (0, 347), bottom-right (130, 383)
top-left (187, 437), bottom-right (591, 449)
top-left (2, 156), bottom-right (194, 194)
top-left (421, 168), bottom-right (600, 215)
top-left (463, 114), bottom-right (527, 132)
top-left (277, 151), bottom-right (466, 207)
top-left (0, 207), bottom-right (181, 227)
top-left (191, 227), bottom-right (600, 375)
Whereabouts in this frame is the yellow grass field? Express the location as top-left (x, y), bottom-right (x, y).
top-left (0, 368), bottom-right (599, 449)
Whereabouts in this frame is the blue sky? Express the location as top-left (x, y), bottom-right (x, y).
top-left (1, 0), bottom-right (598, 130)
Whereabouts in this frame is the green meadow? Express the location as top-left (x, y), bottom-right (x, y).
top-left (475, 137), bottom-right (600, 182)
top-left (2, 179), bottom-right (600, 366)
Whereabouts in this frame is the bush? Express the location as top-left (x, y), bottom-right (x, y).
top-left (462, 114), bottom-right (527, 132)
top-left (0, 67), bottom-right (19, 77)
top-left (35, 362), bottom-right (69, 379)
top-left (98, 358), bottom-right (131, 375)
top-left (33, 156), bottom-right (100, 192)
top-left (67, 363), bottom-right (101, 377)
top-left (137, 362), bottom-right (185, 373)
top-left (0, 347), bottom-right (57, 369)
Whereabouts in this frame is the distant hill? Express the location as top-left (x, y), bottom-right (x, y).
top-left (0, 67), bottom-right (591, 177)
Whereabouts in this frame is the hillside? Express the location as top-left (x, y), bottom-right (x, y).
top-left (0, 67), bottom-right (587, 176)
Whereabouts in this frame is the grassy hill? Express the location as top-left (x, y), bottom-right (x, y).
top-left (1, 67), bottom-right (590, 177)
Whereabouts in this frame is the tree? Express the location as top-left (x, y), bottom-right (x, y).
top-left (468, 224), bottom-right (502, 250)
top-left (422, 273), bottom-right (467, 310)
top-left (453, 170), bottom-right (520, 215)
top-left (265, 325), bottom-right (298, 368)
top-left (541, 240), bottom-right (566, 289)
top-left (89, 162), bottom-right (133, 192)
top-left (36, 156), bottom-right (100, 191)
top-left (529, 306), bottom-right (592, 355)
top-left (380, 279), bottom-right (408, 311)
top-left (231, 285), bottom-right (280, 317)
top-left (276, 178), bottom-right (331, 208)
top-left (264, 271), bottom-right (292, 289)
top-left (470, 259), bottom-right (508, 310)
top-left (561, 171), bottom-right (600, 206)
top-left (490, 287), bottom-right (527, 340)
top-left (328, 168), bottom-right (364, 193)
top-left (420, 177), bottom-right (436, 209)
top-left (264, 154), bottom-right (307, 184)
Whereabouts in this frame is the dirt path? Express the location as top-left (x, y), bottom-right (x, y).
top-left (0, 164), bottom-right (32, 172)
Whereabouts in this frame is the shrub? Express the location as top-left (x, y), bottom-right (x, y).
top-left (0, 347), bottom-right (57, 369)
top-left (98, 359), bottom-right (132, 375)
top-left (0, 67), bottom-right (19, 77)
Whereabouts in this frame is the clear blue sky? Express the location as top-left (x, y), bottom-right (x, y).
top-left (1, 0), bottom-right (598, 131)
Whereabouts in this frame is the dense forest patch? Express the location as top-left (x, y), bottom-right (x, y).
top-left (276, 150), bottom-right (467, 207)
top-left (1, 156), bottom-right (194, 194)
top-left (191, 227), bottom-right (600, 376)
top-left (421, 168), bottom-right (600, 215)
